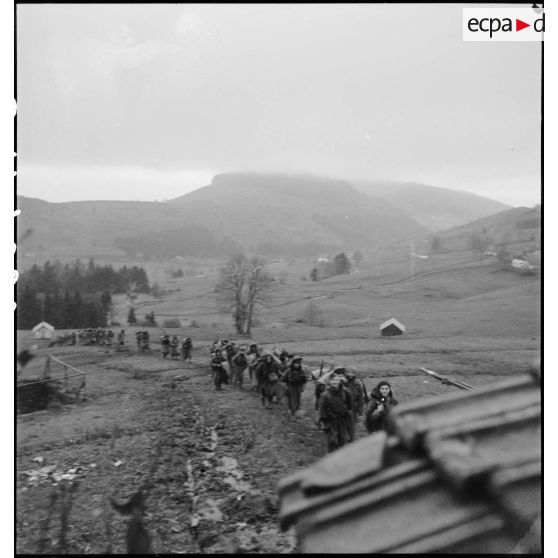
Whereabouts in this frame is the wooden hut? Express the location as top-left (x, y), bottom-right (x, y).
top-left (379, 318), bottom-right (406, 337)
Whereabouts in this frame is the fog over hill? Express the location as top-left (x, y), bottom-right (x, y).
top-left (354, 180), bottom-right (511, 231)
top-left (17, 172), bottom-right (516, 268)
top-left (169, 173), bottom-right (426, 255)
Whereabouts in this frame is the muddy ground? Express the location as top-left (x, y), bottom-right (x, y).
top-left (16, 346), bottom-right (334, 554)
top-left (16, 327), bottom-right (537, 554)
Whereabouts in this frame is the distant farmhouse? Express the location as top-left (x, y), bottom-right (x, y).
top-left (32, 321), bottom-right (55, 340)
top-left (379, 318), bottom-right (406, 337)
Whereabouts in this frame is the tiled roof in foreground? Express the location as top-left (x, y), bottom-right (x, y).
top-left (278, 372), bottom-right (541, 554)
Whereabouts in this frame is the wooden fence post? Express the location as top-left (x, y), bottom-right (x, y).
top-left (43, 356), bottom-right (51, 380)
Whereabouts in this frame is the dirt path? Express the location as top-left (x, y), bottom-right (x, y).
top-left (17, 335), bottom-right (525, 553)
top-left (16, 349), bottom-right (327, 554)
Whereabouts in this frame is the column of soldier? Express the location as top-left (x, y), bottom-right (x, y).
top-left (209, 340), bottom-right (399, 453)
top-left (51, 328), bottom-right (127, 348)
top-left (131, 330), bottom-right (193, 360)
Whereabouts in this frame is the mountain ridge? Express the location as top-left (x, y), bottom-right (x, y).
top-left (16, 172), bottom-right (516, 268)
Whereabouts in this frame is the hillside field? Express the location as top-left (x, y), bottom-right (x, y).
top-left (16, 247), bottom-right (540, 553)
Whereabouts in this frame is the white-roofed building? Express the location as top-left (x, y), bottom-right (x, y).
top-left (32, 321), bottom-right (55, 339)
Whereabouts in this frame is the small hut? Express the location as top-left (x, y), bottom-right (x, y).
top-left (32, 321), bottom-right (55, 340)
top-left (379, 318), bottom-right (406, 337)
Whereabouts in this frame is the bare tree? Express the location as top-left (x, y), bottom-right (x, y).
top-left (215, 254), bottom-right (274, 335)
top-left (245, 257), bottom-right (274, 335)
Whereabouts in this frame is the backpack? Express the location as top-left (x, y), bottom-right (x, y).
top-left (288, 367), bottom-right (306, 384)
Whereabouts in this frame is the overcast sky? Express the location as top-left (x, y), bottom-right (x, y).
top-left (16, 4), bottom-right (541, 206)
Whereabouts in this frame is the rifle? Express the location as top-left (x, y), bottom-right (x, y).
top-left (419, 367), bottom-right (475, 391)
top-left (361, 377), bottom-right (369, 403)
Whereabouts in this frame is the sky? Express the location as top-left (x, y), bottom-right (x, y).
top-left (16, 4), bottom-right (542, 206)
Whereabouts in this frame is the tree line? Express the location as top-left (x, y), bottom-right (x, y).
top-left (19, 259), bottom-right (150, 295)
top-left (310, 252), bottom-right (355, 281)
top-left (17, 259), bottom-right (151, 330)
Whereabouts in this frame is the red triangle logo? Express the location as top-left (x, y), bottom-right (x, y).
top-left (516, 19), bottom-right (530, 31)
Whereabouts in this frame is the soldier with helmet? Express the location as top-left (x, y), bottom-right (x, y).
top-left (283, 355), bottom-right (308, 418)
top-left (318, 375), bottom-right (353, 453)
top-left (342, 369), bottom-right (369, 440)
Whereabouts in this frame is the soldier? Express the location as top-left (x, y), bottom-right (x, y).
top-left (161, 333), bottom-right (170, 359)
top-left (118, 329), bottom-right (126, 347)
top-left (318, 376), bottom-right (353, 453)
top-left (365, 381), bottom-right (399, 434)
top-left (279, 348), bottom-right (290, 363)
top-left (224, 342), bottom-right (237, 369)
top-left (314, 367), bottom-right (345, 411)
top-left (231, 348), bottom-right (248, 389)
top-left (170, 335), bottom-right (180, 359)
top-left (283, 356), bottom-right (308, 418)
top-left (256, 353), bottom-right (282, 408)
top-left (211, 348), bottom-right (228, 391)
top-left (182, 337), bottom-right (192, 362)
top-left (342, 370), bottom-right (368, 441)
top-left (246, 344), bottom-right (260, 388)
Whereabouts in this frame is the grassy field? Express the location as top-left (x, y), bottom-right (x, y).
top-left (16, 247), bottom-right (540, 553)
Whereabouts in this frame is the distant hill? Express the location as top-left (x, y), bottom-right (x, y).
top-left (433, 205), bottom-right (541, 256)
top-left (169, 173), bottom-right (427, 256)
top-left (16, 173), bottom-right (515, 269)
top-left (354, 181), bottom-right (511, 231)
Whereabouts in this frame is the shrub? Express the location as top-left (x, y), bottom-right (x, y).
top-left (190, 320), bottom-right (200, 328)
top-left (163, 318), bottom-right (181, 328)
